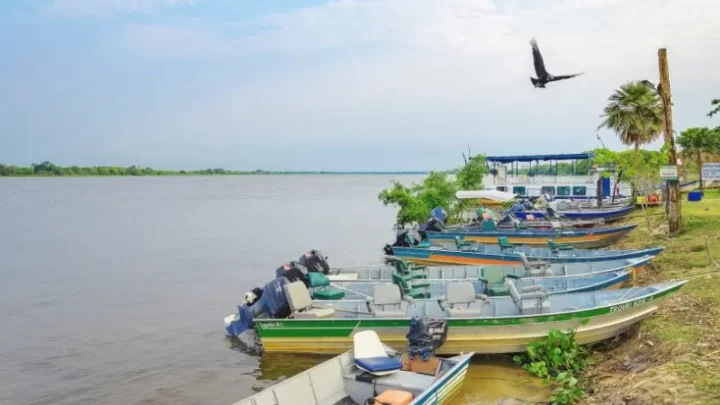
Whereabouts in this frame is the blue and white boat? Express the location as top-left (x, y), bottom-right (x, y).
top-left (231, 327), bottom-right (473, 405)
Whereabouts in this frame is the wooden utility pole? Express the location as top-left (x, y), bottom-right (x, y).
top-left (658, 48), bottom-right (681, 234)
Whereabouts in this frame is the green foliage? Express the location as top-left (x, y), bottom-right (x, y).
top-left (677, 127), bottom-right (720, 189)
top-left (455, 154), bottom-right (489, 190)
top-left (378, 154), bottom-right (488, 227)
top-left (598, 81), bottom-right (664, 150)
top-left (378, 171), bottom-right (458, 226)
top-left (709, 99), bottom-right (720, 129)
top-left (513, 329), bottom-right (591, 405)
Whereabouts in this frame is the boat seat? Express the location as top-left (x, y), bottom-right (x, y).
top-left (479, 267), bottom-right (510, 296)
top-left (307, 272), bottom-right (346, 300)
top-left (392, 273), bottom-right (431, 299)
top-left (505, 279), bottom-right (550, 315)
top-left (374, 390), bottom-right (414, 405)
top-left (393, 258), bottom-right (429, 280)
top-left (438, 281), bottom-right (488, 317)
top-left (283, 281), bottom-right (336, 319)
top-left (454, 236), bottom-right (474, 252)
top-left (366, 283), bottom-right (407, 317)
top-left (516, 252), bottom-right (551, 272)
top-left (497, 237), bottom-right (515, 253)
top-left (353, 330), bottom-right (402, 375)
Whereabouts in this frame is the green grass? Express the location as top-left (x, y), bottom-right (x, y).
top-left (583, 189), bottom-right (720, 404)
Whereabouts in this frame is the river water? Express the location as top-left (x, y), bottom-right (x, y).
top-left (0, 176), bottom-right (547, 405)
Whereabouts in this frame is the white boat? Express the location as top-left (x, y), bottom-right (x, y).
top-left (232, 329), bottom-right (473, 405)
top-left (478, 153), bottom-right (632, 200)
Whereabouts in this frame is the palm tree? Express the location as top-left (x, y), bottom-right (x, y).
top-left (597, 81), bottom-right (664, 151)
top-left (676, 127), bottom-right (720, 190)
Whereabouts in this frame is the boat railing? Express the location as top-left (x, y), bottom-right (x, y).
top-left (490, 175), bottom-right (597, 185)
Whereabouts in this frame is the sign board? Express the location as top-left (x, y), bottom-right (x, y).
top-left (659, 165), bottom-right (678, 180)
top-left (702, 163), bottom-right (720, 180)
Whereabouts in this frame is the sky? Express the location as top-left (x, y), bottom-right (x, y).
top-left (1, 0), bottom-right (719, 171)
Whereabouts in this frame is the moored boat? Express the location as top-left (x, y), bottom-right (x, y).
top-left (425, 223), bottom-right (638, 249)
top-left (225, 277), bottom-right (687, 355)
top-left (232, 326), bottom-right (473, 405)
top-left (319, 268), bottom-right (632, 300)
top-left (512, 204), bottom-right (634, 222)
top-left (326, 256), bottom-right (653, 282)
top-left (387, 244), bottom-right (664, 266)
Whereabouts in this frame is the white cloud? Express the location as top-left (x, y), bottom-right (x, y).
top-left (114, 0), bottom-right (720, 152)
top-left (27, 0), bottom-right (720, 164)
top-left (47, 0), bottom-right (201, 17)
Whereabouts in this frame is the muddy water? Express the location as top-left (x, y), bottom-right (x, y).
top-left (0, 176), bottom-right (550, 405)
top-left (248, 350), bottom-right (549, 405)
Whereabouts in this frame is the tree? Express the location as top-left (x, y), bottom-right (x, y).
top-left (597, 81), bottom-right (664, 151)
top-left (378, 171), bottom-right (457, 227)
top-left (455, 154), bottom-right (489, 190)
top-left (378, 152), bottom-right (490, 227)
top-left (709, 99), bottom-right (720, 130)
top-left (676, 127), bottom-right (720, 190)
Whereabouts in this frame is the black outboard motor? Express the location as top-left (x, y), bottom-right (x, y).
top-left (298, 249), bottom-right (330, 274)
top-left (275, 261), bottom-right (310, 287)
top-left (424, 216), bottom-right (444, 232)
top-left (383, 229), bottom-right (423, 255)
top-left (406, 316), bottom-right (448, 361)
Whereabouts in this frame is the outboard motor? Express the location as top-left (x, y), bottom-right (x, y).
top-left (298, 249), bottom-right (330, 274)
top-left (406, 316), bottom-right (448, 361)
top-left (275, 261), bottom-right (310, 287)
top-left (424, 216), bottom-right (444, 232)
top-left (383, 229), bottom-right (424, 255)
top-left (430, 207), bottom-right (448, 223)
top-left (225, 277), bottom-right (291, 337)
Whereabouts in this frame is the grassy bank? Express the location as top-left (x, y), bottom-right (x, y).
top-left (582, 190), bottom-right (720, 405)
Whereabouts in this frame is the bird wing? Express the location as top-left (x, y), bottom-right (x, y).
top-left (529, 37), bottom-right (548, 77)
top-left (550, 73), bottom-right (584, 81)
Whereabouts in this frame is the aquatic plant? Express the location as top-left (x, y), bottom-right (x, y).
top-left (513, 329), bottom-right (592, 405)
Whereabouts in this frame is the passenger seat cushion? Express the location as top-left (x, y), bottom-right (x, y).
top-left (375, 390), bottom-right (414, 405)
top-left (313, 288), bottom-right (345, 300)
top-left (355, 357), bottom-right (403, 373)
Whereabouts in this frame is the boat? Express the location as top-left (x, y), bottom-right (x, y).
top-left (511, 204), bottom-right (634, 222)
top-left (455, 189), bottom-right (518, 206)
top-left (320, 268), bottom-right (633, 300)
top-left (453, 212), bottom-right (605, 231)
top-left (325, 256), bottom-right (654, 282)
top-left (479, 152), bottom-right (632, 200)
top-left (386, 244), bottom-right (664, 266)
top-left (231, 326), bottom-right (473, 405)
top-left (425, 223), bottom-right (638, 249)
top-left (224, 276), bottom-right (687, 354)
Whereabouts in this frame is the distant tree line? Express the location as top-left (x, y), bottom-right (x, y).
top-left (0, 161), bottom-right (429, 177)
top-left (0, 161), bottom-right (252, 177)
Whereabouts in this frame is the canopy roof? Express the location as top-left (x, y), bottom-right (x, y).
top-left (455, 189), bottom-right (519, 202)
top-left (486, 153), bottom-right (594, 163)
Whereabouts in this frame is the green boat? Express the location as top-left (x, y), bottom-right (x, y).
top-left (224, 277), bottom-right (687, 355)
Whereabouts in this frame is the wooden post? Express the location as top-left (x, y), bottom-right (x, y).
top-left (596, 178), bottom-right (603, 208)
top-left (658, 48), bottom-right (681, 234)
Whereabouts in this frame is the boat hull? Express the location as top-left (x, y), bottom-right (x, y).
top-left (388, 246), bottom-right (663, 266)
top-left (254, 282), bottom-right (684, 354)
top-left (513, 205), bottom-right (634, 222)
top-left (426, 224), bottom-right (637, 249)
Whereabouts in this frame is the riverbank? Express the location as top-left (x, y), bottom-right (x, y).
top-left (581, 190), bottom-right (720, 405)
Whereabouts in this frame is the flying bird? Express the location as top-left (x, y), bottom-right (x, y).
top-left (529, 37), bottom-right (583, 88)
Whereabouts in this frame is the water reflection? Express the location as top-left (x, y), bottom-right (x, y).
top-left (239, 349), bottom-right (550, 405)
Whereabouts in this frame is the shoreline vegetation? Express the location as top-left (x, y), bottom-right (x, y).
top-left (0, 162), bottom-right (430, 177)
